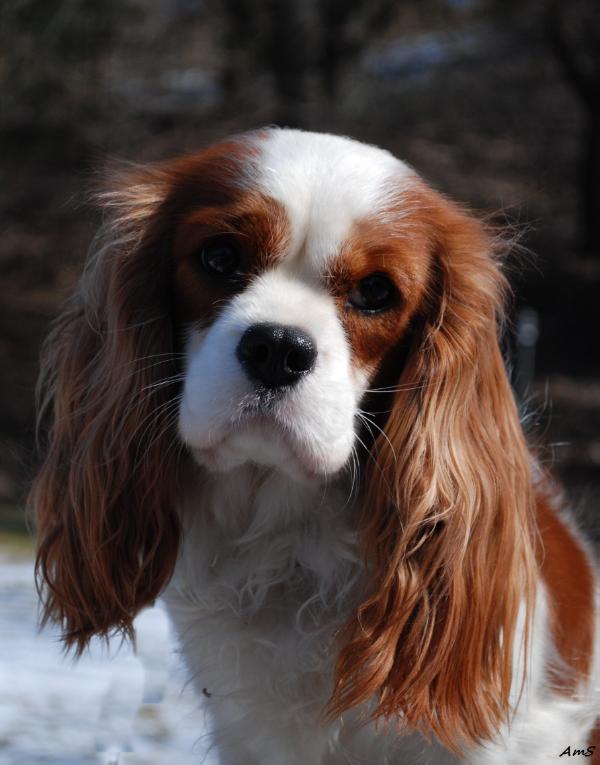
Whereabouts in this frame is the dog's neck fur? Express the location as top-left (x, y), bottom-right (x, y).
top-left (174, 464), bottom-right (362, 619)
top-left (181, 463), bottom-right (360, 539)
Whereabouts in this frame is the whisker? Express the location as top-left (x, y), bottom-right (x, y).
top-left (356, 409), bottom-right (398, 464)
top-left (132, 396), bottom-right (183, 471)
top-left (352, 429), bottom-right (391, 492)
top-left (140, 373), bottom-right (187, 392)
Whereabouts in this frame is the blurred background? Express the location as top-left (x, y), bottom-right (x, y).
top-left (0, 0), bottom-right (599, 761)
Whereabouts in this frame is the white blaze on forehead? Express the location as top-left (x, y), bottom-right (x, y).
top-left (253, 129), bottom-right (415, 272)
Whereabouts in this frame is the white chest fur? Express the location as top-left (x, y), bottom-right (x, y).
top-left (163, 467), bottom-right (366, 762)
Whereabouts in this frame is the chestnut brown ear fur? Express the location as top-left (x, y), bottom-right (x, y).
top-left (328, 186), bottom-right (538, 751)
top-left (31, 164), bottom-right (184, 653)
top-left (31, 137), bottom-right (263, 653)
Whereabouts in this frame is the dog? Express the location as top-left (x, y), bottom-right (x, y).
top-left (33, 128), bottom-right (599, 763)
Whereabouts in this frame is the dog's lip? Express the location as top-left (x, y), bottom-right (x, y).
top-left (189, 413), bottom-right (324, 480)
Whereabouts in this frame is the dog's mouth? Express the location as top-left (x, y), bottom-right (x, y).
top-left (189, 411), bottom-right (325, 482)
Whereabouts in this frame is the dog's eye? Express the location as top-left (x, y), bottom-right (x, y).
top-left (349, 273), bottom-right (397, 313)
top-left (199, 237), bottom-right (241, 279)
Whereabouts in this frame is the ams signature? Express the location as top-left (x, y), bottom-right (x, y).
top-left (559, 745), bottom-right (596, 757)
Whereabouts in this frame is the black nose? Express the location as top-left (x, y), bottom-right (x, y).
top-left (236, 323), bottom-right (317, 389)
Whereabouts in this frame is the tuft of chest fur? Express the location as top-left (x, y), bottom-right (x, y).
top-left (164, 469), bottom-right (361, 716)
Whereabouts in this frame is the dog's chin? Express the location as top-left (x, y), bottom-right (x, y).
top-left (189, 418), bottom-right (341, 485)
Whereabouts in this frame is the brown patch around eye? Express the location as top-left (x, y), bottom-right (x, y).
top-left (327, 210), bottom-right (432, 373)
top-left (169, 180), bottom-right (290, 326)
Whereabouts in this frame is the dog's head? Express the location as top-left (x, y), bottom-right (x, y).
top-left (33, 129), bottom-right (537, 749)
top-left (175, 131), bottom-right (432, 481)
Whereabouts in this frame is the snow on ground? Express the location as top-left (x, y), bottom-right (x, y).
top-left (0, 550), bottom-right (215, 765)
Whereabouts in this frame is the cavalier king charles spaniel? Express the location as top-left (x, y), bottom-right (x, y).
top-left (33, 129), bottom-right (599, 763)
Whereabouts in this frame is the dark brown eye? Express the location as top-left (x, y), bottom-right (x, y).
top-left (349, 273), bottom-right (397, 313)
top-left (199, 237), bottom-right (241, 279)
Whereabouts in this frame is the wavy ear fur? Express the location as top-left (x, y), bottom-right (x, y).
top-left (31, 165), bottom-right (183, 653)
top-left (329, 187), bottom-right (537, 750)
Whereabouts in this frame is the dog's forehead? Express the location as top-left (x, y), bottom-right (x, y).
top-left (252, 129), bottom-right (415, 271)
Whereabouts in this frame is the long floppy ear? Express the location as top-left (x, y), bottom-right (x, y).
top-left (31, 165), bottom-right (182, 653)
top-left (329, 187), bottom-right (538, 750)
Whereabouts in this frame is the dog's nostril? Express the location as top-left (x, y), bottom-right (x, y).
top-left (252, 342), bottom-right (270, 366)
top-left (285, 346), bottom-right (312, 374)
top-left (236, 323), bottom-right (317, 389)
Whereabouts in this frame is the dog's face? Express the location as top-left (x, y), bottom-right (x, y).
top-left (175, 131), bottom-right (430, 481)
